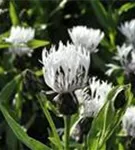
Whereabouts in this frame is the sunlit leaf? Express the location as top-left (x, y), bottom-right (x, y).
top-left (118, 3), bottom-right (135, 15)
top-left (28, 39), bottom-right (50, 49)
top-left (37, 93), bottom-right (63, 150)
top-left (0, 43), bottom-right (11, 49)
top-left (0, 31), bottom-right (9, 42)
top-left (9, 0), bottom-right (20, 25)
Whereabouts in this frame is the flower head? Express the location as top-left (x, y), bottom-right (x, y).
top-left (119, 19), bottom-right (135, 46)
top-left (106, 43), bottom-right (135, 76)
top-left (68, 26), bottom-right (104, 53)
top-left (114, 43), bottom-right (133, 68)
top-left (42, 41), bottom-right (90, 94)
top-left (122, 106), bottom-right (135, 137)
top-left (78, 77), bottom-right (112, 117)
top-left (5, 26), bottom-right (35, 56)
top-left (71, 77), bottom-right (112, 141)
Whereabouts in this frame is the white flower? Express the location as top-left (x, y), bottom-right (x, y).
top-left (78, 77), bottom-right (112, 117)
top-left (68, 26), bottom-right (104, 53)
top-left (119, 19), bottom-right (135, 45)
top-left (5, 26), bottom-right (35, 44)
top-left (5, 26), bottom-right (35, 56)
top-left (114, 44), bottom-right (133, 66)
top-left (122, 106), bottom-right (135, 137)
top-left (106, 43), bottom-right (134, 76)
top-left (42, 41), bottom-right (90, 93)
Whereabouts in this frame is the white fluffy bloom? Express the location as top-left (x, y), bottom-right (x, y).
top-left (42, 41), bottom-right (90, 93)
top-left (106, 43), bottom-right (134, 76)
top-left (119, 19), bottom-right (135, 45)
top-left (68, 26), bottom-right (104, 53)
top-left (5, 26), bottom-right (35, 56)
top-left (122, 106), bottom-right (135, 137)
top-left (114, 44), bottom-right (133, 66)
top-left (79, 77), bottom-right (112, 117)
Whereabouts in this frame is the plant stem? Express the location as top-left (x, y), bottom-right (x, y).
top-left (83, 135), bottom-right (87, 150)
top-left (64, 115), bottom-right (71, 150)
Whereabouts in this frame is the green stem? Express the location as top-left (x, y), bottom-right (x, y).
top-left (83, 135), bottom-right (87, 150)
top-left (64, 115), bottom-right (71, 150)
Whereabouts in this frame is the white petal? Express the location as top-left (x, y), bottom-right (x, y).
top-left (5, 26), bottom-right (35, 56)
top-left (122, 106), bottom-right (135, 137)
top-left (77, 77), bottom-right (112, 118)
top-left (68, 26), bottom-right (104, 53)
top-left (42, 41), bottom-right (90, 93)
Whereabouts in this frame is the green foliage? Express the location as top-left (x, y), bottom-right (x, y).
top-left (118, 3), bottom-right (135, 15)
top-left (88, 85), bottom-right (132, 150)
top-left (37, 93), bottom-right (63, 150)
top-left (0, 0), bottom-right (135, 149)
top-left (0, 74), bottom-right (51, 150)
top-left (28, 39), bottom-right (50, 49)
top-left (0, 104), bottom-right (51, 150)
top-left (9, 0), bottom-right (20, 26)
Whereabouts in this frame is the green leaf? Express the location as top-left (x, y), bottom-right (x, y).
top-left (0, 104), bottom-right (51, 150)
top-left (6, 125), bottom-right (18, 150)
top-left (0, 74), bottom-right (22, 105)
top-left (0, 31), bottom-right (9, 42)
top-left (118, 3), bottom-right (135, 15)
top-left (0, 32), bottom-right (11, 48)
top-left (37, 93), bottom-right (63, 150)
top-left (9, 0), bottom-right (20, 25)
top-left (90, 0), bottom-right (109, 30)
top-left (88, 85), bottom-right (132, 150)
top-left (0, 72), bottom-right (51, 150)
top-left (90, 0), bottom-right (117, 31)
top-left (0, 43), bottom-right (11, 49)
top-left (28, 39), bottom-right (50, 49)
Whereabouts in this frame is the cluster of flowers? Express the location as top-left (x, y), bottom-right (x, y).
top-left (5, 21), bottom-right (135, 140)
top-left (41, 26), bottom-right (112, 141)
top-left (106, 19), bottom-right (135, 77)
top-left (106, 19), bottom-right (135, 138)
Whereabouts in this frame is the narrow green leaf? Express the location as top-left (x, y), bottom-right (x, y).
top-left (37, 93), bottom-right (63, 150)
top-left (90, 0), bottom-right (108, 30)
top-left (0, 104), bottom-right (51, 150)
top-left (118, 3), bottom-right (135, 15)
top-left (0, 74), bottom-right (22, 104)
top-left (0, 31), bottom-right (9, 42)
top-left (90, 0), bottom-right (117, 31)
top-left (28, 39), bottom-right (50, 49)
top-left (9, 0), bottom-right (20, 25)
top-left (0, 71), bottom-right (51, 150)
top-left (0, 43), bottom-right (11, 49)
